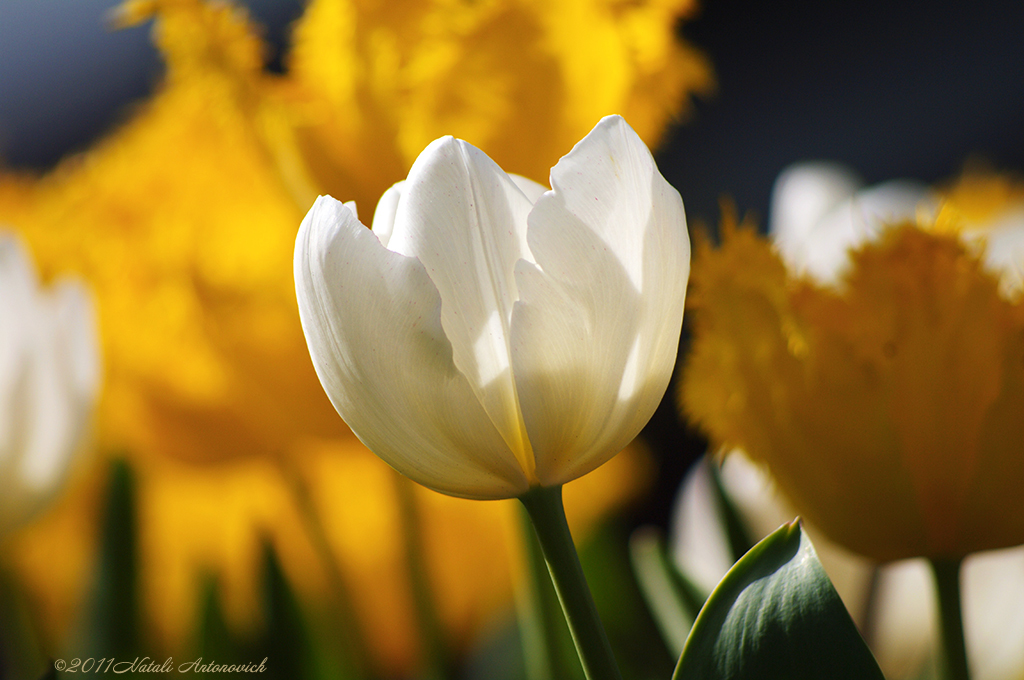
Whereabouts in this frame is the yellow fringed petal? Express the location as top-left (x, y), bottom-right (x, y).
top-left (284, 0), bottom-right (713, 208)
top-left (683, 219), bottom-right (1024, 561)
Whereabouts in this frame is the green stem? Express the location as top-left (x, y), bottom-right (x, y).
top-left (519, 485), bottom-right (622, 680)
top-left (930, 558), bottom-right (970, 680)
top-left (516, 504), bottom-right (557, 680)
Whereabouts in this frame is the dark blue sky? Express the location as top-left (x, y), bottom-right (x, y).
top-left (2, 0), bottom-right (1023, 224)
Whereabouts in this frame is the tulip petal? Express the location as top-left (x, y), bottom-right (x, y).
top-left (19, 281), bottom-right (98, 491)
top-left (386, 137), bottom-right (537, 475)
top-left (979, 213), bottom-right (1024, 295)
top-left (295, 196), bottom-right (529, 499)
top-left (769, 162), bottom-right (861, 271)
top-left (0, 236), bottom-right (34, 468)
top-left (371, 182), bottom-right (404, 249)
top-left (0, 236), bottom-right (99, 532)
top-left (511, 115), bottom-right (689, 486)
top-left (510, 174), bottom-right (549, 205)
top-left (802, 180), bottom-right (932, 284)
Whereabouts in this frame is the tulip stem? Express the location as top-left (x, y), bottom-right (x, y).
top-left (931, 558), bottom-right (970, 680)
top-left (516, 504), bottom-right (562, 680)
top-left (519, 485), bottom-right (623, 680)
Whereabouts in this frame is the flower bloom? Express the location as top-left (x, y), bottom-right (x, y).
top-left (0, 235), bottom-right (100, 535)
top-left (681, 164), bottom-right (1024, 561)
top-left (296, 115), bottom-right (689, 499)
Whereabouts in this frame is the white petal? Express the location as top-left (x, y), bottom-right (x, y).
top-left (19, 293), bottom-right (77, 491)
top-left (976, 209), bottom-right (1024, 295)
top-left (294, 195), bottom-right (529, 499)
top-left (0, 235), bottom-right (100, 532)
top-left (509, 174), bottom-right (549, 204)
top-left (54, 281), bottom-right (101, 408)
top-left (19, 281), bottom-right (100, 491)
top-left (867, 547), bottom-right (1024, 680)
top-left (769, 162), bottom-right (862, 270)
top-left (963, 546), bottom-right (1024, 680)
top-left (802, 180), bottom-right (933, 284)
top-left (0, 235), bottom-right (34, 467)
top-left (511, 115), bottom-right (689, 486)
top-left (670, 457), bottom-right (735, 595)
top-left (371, 182), bottom-right (404, 249)
top-left (868, 560), bottom-right (938, 679)
top-left (386, 137), bottom-right (536, 474)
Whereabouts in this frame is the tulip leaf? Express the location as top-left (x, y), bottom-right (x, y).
top-left (672, 521), bottom-right (884, 680)
top-left (256, 540), bottom-right (318, 679)
top-left (81, 458), bottom-right (141, 657)
top-left (628, 528), bottom-right (706, 656)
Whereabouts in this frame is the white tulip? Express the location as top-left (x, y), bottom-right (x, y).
top-left (0, 234), bottom-right (101, 535)
top-left (769, 162), bottom-right (935, 285)
top-left (770, 162), bottom-right (1024, 295)
top-left (295, 115), bottom-right (689, 499)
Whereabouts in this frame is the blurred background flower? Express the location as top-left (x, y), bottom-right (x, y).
top-left (0, 234), bottom-right (100, 537)
top-left (680, 166), bottom-right (1024, 561)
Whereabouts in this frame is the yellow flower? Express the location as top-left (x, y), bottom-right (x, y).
top-left (0, 0), bottom-right (709, 669)
top-left (681, 168), bottom-right (1024, 562)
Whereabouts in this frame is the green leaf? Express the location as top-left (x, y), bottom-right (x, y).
top-left (673, 521), bottom-right (885, 680)
top-left (255, 539), bottom-right (317, 680)
top-left (79, 458), bottom-right (140, 657)
top-left (628, 528), bottom-right (706, 656)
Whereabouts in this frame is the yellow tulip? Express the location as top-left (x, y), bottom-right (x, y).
top-left (0, 0), bottom-right (709, 669)
top-left (681, 167), bottom-right (1024, 562)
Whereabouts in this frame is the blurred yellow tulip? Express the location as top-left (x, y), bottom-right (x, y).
top-left (0, 0), bottom-right (709, 671)
top-left (681, 168), bottom-right (1024, 562)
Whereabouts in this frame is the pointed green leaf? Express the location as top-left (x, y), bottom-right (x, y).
top-left (673, 521), bottom-right (884, 680)
top-left (257, 539), bottom-right (316, 679)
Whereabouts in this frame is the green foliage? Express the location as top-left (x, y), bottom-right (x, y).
top-left (79, 458), bottom-right (141, 658)
top-left (673, 522), bottom-right (885, 680)
top-left (628, 528), bottom-right (705, 656)
top-left (580, 521), bottom-right (676, 680)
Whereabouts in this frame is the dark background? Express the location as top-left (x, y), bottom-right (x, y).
top-left (2, 0), bottom-right (1023, 526)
